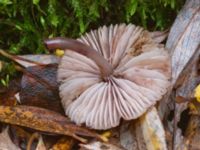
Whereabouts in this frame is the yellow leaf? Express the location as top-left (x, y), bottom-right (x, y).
top-left (100, 131), bottom-right (111, 142)
top-left (194, 84), bottom-right (200, 102)
top-left (51, 137), bottom-right (74, 150)
top-left (139, 107), bottom-right (167, 150)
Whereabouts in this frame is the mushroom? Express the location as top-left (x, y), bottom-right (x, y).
top-left (44, 24), bottom-right (171, 130)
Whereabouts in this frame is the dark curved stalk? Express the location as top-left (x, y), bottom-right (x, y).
top-left (44, 37), bottom-right (113, 78)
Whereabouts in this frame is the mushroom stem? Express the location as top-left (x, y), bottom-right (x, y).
top-left (44, 37), bottom-right (113, 78)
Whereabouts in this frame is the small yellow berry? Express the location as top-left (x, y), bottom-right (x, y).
top-left (55, 49), bottom-right (64, 57)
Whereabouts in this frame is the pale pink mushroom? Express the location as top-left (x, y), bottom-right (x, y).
top-left (44, 24), bottom-right (171, 130)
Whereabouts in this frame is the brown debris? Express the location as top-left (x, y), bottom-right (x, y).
top-left (51, 136), bottom-right (74, 150)
top-left (0, 127), bottom-right (21, 150)
top-left (0, 105), bottom-right (104, 143)
top-left (19, 64), bottom-right (63, 114)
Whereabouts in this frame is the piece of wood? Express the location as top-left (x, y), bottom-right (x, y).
top-left (120, 107), bottom-right (167, 150)
top-left (158, 0), bottom-right (200, 120)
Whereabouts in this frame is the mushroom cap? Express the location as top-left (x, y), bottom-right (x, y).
top-left (57, 24), bottom-right (171, 130)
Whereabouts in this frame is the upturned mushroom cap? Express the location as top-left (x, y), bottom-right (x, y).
top-left (46, 24), bottom-right (171, 130)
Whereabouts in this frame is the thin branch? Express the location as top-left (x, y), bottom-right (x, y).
top-left (0, 49), bottom-right (45, 66)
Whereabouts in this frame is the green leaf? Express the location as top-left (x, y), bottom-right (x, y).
top-left (125, 0), bottom-right (138, 22)
top-left (33, 0), bottom-right (40, 5)
top-left (89, 3), bottom-right (100, 18)
top-left (50, 15), bottom-right (59, 27)
top-left (79, 19), bottom-right (85, 34)
top-left (15, 24), bottom-right (22, 31)
top-left (40, 16), bottom-right (45, 28)
top-left (1, 79), bottom-right (6, 86)
top-left (171, 0), bottom-right (175, 9)
top-left (0, 0), bottom-right (12, 5)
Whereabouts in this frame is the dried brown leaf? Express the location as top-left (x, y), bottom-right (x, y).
top-left (9, 125), bottom-right (31, 147)
top-left (80, 141), bottom-right (125, 150)
top-left (120, 107), bottom-right (167, 150)
top-left (51, 137), bottom-right (74, 150)
top-left (0, 79), bottom-right (21, 106)
top-left (177, 115), bottom-right (200, 150)
top-left (0, 105), bottom-right (103, 142)
top-left (120, 121), bottom-right (138, 150)
top-left (19, 64), bottom-right (63, 113)
top-left (172, 63), bottom-right (199, 149)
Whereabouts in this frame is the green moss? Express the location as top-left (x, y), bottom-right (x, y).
top-left (0, 0), bottom-right (185, 84)
top-left (0, 0), bottom-right (184, 54)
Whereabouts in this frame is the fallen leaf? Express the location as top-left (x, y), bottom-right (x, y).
top-left (101, 131), bottom-right (112, 139)
top-left (189, 100), bottom-right (200, 115)
top-left (0, 79), bottom-right (21, 106)
top-left (168, 42), bottom-right (200, 149)
top-left (120, 107), bottom-right (167, 150)
top-left (194, 84), bottom-right (200, 102)
top-left (158, 0), bottom-right (200, 120)
top-left (171, 64), bottom-right (198, 149)
top-left (51, 137), bottom-right (74, 150)
top-left (0, 105), bottom-right (104, 142)
top-left (80, 141), bottom-right (125, 150)
top-left (120, 121), bottom-right (139, 150)
top-left (137, 107), bottom-right (167, 150)
top-left (15, 55), bottom-right (59, 67)
top-left (9, 125), bottom-right (31, 147)
top-left (179, 115), bottom-right (200, 150)
top-left (0, 127), bottom-right (21, 150)
top-left (19, 64), bottom-right (63, 113)
top-left (166, 3), bottom-right (200, 84)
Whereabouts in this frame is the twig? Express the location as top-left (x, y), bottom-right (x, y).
top-left (172, 90), bottom-right (177, 150)
top-left (0, 49), bottom-right (45, 66)
top-left (27, 132), bottom-right (39, 150)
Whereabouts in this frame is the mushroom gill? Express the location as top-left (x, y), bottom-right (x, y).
top-left (45, 24), bottom-right (171, 130)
